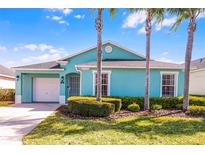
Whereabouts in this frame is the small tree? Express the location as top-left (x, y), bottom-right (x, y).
top-left (168, 8), bottom-right (204, 111)
top-left (130, 9), bottom-right (164, 110)
top-left (95, 8), bottom-right (117, 102)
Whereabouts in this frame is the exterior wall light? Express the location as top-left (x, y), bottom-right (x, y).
top-left (60, 76), bottom-right (64, 84)
top-left (16, 75), bottom-right (20, 81)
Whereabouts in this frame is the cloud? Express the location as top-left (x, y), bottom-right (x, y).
top-left (47, 8), bottom-right (73, 16)
top-left (122, 11), bottom-right (146, 28)
top-left (162, 51), bottom-right (169, 56)
top-left (137, 27), bottom-right (146, 34)
top-left (0, 45), bottom-right (7, 52)
top-left (14, 43), bottom-right (66, 55)
top-left (155, 17), bottom-right (177, 31)
top-left (58, 20), bottom-right (69, 26)
top-left (21, 53), bottom-right (62, 64)
top-left (51, 16), bottom-right (62, 21)
top-left (46, 15), bottom-right (69, 26)
top-left (156, 57), bottom-right (174, 63)
top-left (74, 14), bottom-right (85, 19)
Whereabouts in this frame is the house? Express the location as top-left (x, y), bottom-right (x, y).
top-left (190, 57), bottom-right (205, 95)
top-left (14, 41), bottom-right (184, 104)
top-left (0, 64), bottom-right (15, 89)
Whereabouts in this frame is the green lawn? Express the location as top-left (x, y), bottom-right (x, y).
top-left (23, 112), bottom-right (205, 145)
top-left (0, 101), bottom-right (14, 107)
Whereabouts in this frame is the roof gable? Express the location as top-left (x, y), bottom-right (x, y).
top-left (61, 40), bottom-right (145, 61)
top-left (0, 65), bottom-right (15, 78)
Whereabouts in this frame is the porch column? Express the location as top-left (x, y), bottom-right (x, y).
top-left (59, 73), bottom-right (66, 104)
top-left (15, 72), bottom-right (22, 104)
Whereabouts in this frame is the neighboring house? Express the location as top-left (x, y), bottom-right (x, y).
top-left (14, 41), bottom-right (184, 104)
top-left (190, 57), bottom-right (205, 95)
top-left (0, 64), bottom-right (15, 89)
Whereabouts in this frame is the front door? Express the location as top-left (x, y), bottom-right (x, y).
top-left (69, 75), bottom-right (80, 96)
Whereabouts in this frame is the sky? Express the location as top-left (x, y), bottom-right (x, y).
top-left (0, 8), bottom-right (205, 68)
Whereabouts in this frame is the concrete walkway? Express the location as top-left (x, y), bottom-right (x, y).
top-left (0, 103), bottom-right (61, 145)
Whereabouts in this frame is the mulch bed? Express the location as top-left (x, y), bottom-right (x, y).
top-left (57, 105), bottom-right (197, 120)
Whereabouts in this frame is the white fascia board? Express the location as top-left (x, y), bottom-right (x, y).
top-left (0, 74), bottom-right (15, 79)
top-left (13, 68), bottom-right (64, 71)
top-left (77, 65), bottom-right (184, 70)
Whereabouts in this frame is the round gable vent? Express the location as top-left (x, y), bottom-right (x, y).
top-left (105, 45), bottom-right (112, 53)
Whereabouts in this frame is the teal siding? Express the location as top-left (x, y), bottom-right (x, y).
top-left (81, 68), bottom-right (184, 97)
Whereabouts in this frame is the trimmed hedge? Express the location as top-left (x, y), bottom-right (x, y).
top-left (68, 100), bottom-right (115, 117)
top-left (0, 89), bottom-right (15, 101)
top-left (68, 96), bottom-right (122, 112)
top-left (109, 96), bottom-right (205, 109)
top-left (109, 96), bottom-right (181, 109)
top-left (151, 104), bottom-right (162, 110)
top-left (127, 103), bottom-right (140, 112)
top-left (186, 106), bottom-right (205, 116)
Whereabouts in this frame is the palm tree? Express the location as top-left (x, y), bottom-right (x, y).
top-left (168, 9), bottom-right (204, 111)
top-left (95, 8), bottom-right (117, 102)
top-left (130, 9), bottom-right (164, 110)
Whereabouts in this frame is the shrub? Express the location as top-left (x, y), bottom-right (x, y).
top-left (68, 100), bottom-right (115, 117)
top-left (179, 96), bottom-right (205, 106)
top-left (108, 96), bottom-right (181, 109)
top-left (176, 104), bottom-right (183, 110)
top-left (0, 89), bottom-right (15, 101)
top-left (151, 104), bottom-right (162, 110)
top-left (127, 103), bottom-right (140, 112)
top-left (186, 106), bottom-right (205, 116)
top-left (68, 96), bottom-right (122, 112)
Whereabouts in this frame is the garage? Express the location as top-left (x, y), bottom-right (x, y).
top-left (33, 78), bottom-right (60, 102)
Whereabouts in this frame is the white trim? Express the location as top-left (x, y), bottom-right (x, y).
top-left (0, 74), bottom-right (15, 79)
top-left (191, 68), bottom-right (205, 73)
top-left (75, 66), bottom-right (82, 96)
top-left (160, 71), bottom-right (179, 97)
top-left (15, 95), bottom-right (21, 104)
top-left (59, 96), bottom-right (66, 104)
top-left (56, 60), bottom-right (68, 65)
top-left (77, 65), bottom-right (183, 70)
top-left (13, 68), bottom-right (64, 71)
top-left (92, 70), bottom-right (111, 96)
top-left (59, 40), bottom-right (145, 61)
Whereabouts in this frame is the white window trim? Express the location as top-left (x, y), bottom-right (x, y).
top-left (160, 71), bottom-right (179, 97)
top-left (92, 70), bottom-right (111, 96)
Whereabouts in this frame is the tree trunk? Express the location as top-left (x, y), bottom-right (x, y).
top-left (144, 13), bottom-right (151, 111)
top-left (96, 9), bottom-right (103, 102)
top-left (183, 19), bottom-right (195, 111)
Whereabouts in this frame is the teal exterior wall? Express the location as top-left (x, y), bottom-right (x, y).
top-left (81, 68), bottom-right (184, 97)
top-left (15, 42), bottom-right (184, 103)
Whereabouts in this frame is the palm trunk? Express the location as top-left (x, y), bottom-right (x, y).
top-left (144, 13), bottom-right (151, 111)
top-left (183, 19), bottom-right (196, 111)
top-left (96, 9), bottom-right (103, 102)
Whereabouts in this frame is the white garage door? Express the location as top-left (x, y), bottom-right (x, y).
top-left (33, 78), bottom-right (59, 102)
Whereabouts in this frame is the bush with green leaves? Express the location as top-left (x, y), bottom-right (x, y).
top-left (67, 100), bottom-right (115, 117)
top-left (151, 104), bottom-right (162, 110)
top-left (176, 104), bottom-right (183, 110)
top-left (68, 96), bottom-right (122, 112)
top-left (0, 89), bottom-right (15, 101)
top-left (127, 103), bottom-right (140, 112)
top-left (186, 105), bottom-right (205, 116)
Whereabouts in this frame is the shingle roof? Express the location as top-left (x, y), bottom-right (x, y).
top-left (0, 65), bottom-right (15, 77)
top-left (13, 61), bottom-right (61, 69)
top-left (190, 57), bottom-right (205, 70)
top-left (76, 60), bottom-right (183, 69)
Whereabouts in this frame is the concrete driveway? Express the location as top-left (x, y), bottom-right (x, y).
top-left (0, 103), bottom-right (61, 145)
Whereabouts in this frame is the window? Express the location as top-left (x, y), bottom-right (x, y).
top-left (93, 71), bottom-right (111, 96)
top-left (161, 72), bottom-right (178, 97)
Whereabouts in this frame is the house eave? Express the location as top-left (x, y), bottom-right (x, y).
top-left (14, 68), bottom-right (64, 71)
top-left (0, 74), bottom-right (15, 79)
top-left (76, 65), bottom-right (184, 70)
